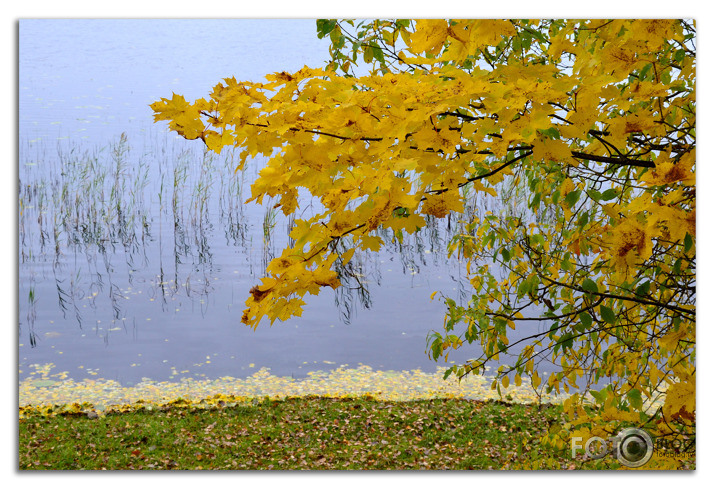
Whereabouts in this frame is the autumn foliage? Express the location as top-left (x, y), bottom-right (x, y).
top-left (151, 19), bottom-right (695, 467)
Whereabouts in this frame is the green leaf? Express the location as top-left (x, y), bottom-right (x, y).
top-left (549, 322), bottom-right (560, 335)
top-left (600, 305), bottom-right (616, 325)
top-left (684, 232), bottom-right (693, 253)
top-left (564, 189), bottom-right (581, 208)
top-left (330, 27), bottom-right (345, 47)
top-left (540, 127), bottom-right (560, 140)
top-left (600, 188), bottom-right (618, 201)
top-left (582, 278), bottom-right (599, 294)
top-left (626, 389), bottom-right (643, 410)
top-left (577, 212), bottom-right (589, 227)
top-left (517, 279), bottom-right (529, 298)
top-left (429, 333), bottom-right (443, 361)
top-left (639, 62), bottom-right (653, 81)
top-left (528, 274), bottom-right (540, 296)
top-left (499, 315), bottom-right (512, 328)
top-left (674, 48), bottom-right (685, 64)
top-left (661, 68), bottom-right (672, 85)
top-left (561, 332), bottom-right (574, 350)
top-left (579, 311), bottom-right (593, 329)
top-left (443, 366), bottom-right (455, 380)
top-left (590, 389), bottom-right (606, 404)
top-left (501, 247), bottom-right (511, 262)
top-left (368, 43), bottom-right (386, 64)
top-left (635, 281), bottom-right (651, 297)
top-left (316, 19), bottom-right (338, 38)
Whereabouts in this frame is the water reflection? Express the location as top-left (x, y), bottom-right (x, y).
top-left (18, 19), bottom-right (557, 387)
top-left (19, 130), bottom-right (480, 383)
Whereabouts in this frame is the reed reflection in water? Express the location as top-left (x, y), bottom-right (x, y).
top-left (21, 130), bottom-right (529, 384)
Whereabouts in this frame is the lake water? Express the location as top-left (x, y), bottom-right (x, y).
top-left (19, 19), bottom-right (495, 387)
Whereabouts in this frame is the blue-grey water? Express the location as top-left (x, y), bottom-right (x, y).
top-left (19, 19), bottom-right (500, 386)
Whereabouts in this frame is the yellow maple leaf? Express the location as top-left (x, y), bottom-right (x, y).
top-left (630, 19), bottom-right (680, 50)
top-left (663, 378), bottom-right (696, 423)
top-left (409, 20), bottom-right (450, 56)
top-left (661, 329), bottom-right (689, 353)
top-left (601, 42), bottom-right (641, 79)
top-left (531, 137), bottom-right (575, 164)
top-left (640, 150), bottom-right (696, 187)
top-left (469, 20), bottom-right (515, 47)
top-left (203, 130), bottom-right (234, 154)
top-left (359, 235), bottom-right (384, 252)
top-left (421, 190), bottom-right (464, 219)
top-left (646, 202), bottom-right (695, 244)
top-left (605, 216), bottom-right (654, 271)
top-left (607, 114), bottom-right (657, 142)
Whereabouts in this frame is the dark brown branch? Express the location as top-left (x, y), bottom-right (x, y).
top-left (540, 275), bottom-right (695, 317)
top-left (571, 151), bottom-right (655, 168)
top-left (428, 149), bottom-right (534, 195)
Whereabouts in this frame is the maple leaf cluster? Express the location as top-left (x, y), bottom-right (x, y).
top-left (152, 19), bottom-right (695, 468)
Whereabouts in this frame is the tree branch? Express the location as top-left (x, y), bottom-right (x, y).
top-left (571, 151), bottom-right (655, 169)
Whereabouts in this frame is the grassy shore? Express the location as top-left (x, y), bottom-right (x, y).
top-left (20, 396), bottom-right (570, 470)
top-left (19, 395), bottom-right (656, 470)
top-left (19, 367), bottom-right (695, 470)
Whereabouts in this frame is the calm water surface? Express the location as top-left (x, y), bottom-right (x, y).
top-left (19, 19), bottom-right (490, 385)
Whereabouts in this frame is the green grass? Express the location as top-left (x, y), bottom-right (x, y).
top-left (19, 396), bottom-right (586, 470)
